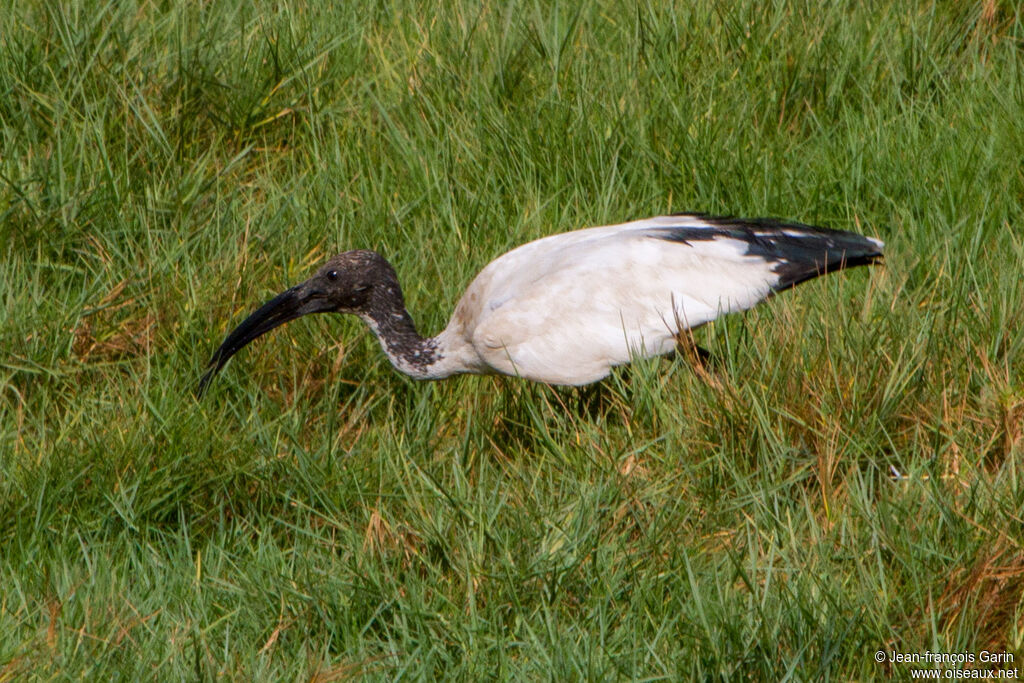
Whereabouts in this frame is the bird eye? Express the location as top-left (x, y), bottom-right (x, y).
top-left (327, 270), bottom-right (339, 281)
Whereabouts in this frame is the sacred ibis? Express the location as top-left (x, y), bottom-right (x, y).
top-left (198, 214), bottom-right (883, 394)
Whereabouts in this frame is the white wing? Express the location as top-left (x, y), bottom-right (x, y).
top-left (460, 216), bottom-right (779, 384)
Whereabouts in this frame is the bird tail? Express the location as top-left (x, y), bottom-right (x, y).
top-left (759, 225), bottom-right (885, 292)
top-left (666, 214), bottom-right (885, 292)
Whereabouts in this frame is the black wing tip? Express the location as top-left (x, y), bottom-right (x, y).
top-left (661, 211), bottom-right (886, 291)
top-left (665, 211), bottom-right (885, 257)
top-left (771, 248), bottom-right (884, 292)
top-left (668, 210), bottom-right (884, 239)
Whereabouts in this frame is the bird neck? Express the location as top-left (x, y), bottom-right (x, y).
top-left (359, 285), bottom-right (446, 379)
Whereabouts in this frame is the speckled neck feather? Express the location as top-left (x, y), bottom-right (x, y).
top-left (360, 280), bottom-right (443, 377)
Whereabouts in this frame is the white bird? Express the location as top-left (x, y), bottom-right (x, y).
top-left (198, 214), bottom-right (883, 394)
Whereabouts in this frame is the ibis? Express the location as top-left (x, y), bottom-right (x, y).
top-left (198, 214), bottom-right (883, 394)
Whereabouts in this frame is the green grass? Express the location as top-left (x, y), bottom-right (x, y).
top-left (2, 0), bottom-right (1023, 679)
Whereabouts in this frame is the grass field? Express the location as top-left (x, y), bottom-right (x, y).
top-left (2, 0), bottom-right (1023, 679)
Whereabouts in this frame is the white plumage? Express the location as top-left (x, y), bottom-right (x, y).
top-left (199, 214), bottom-right (883, 393)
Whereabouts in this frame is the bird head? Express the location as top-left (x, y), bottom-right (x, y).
top-left (197, 250), bottom-right (398, 397)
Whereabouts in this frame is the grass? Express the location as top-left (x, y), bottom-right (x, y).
top-left (2, 0), bottom-right (1023, 679)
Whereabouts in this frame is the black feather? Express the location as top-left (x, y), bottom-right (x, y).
top-left (652, 214), bottom-right (884, 291)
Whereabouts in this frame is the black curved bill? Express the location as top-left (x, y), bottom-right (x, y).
top-left (197, 284), bottom-right (326, 398)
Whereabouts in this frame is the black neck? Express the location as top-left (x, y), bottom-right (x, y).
top-left (363, 285), bottom-right (442, 375)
